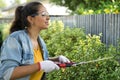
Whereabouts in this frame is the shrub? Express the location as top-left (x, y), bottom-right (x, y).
top-left (0, 24), bottom-right (4, 47)
top-left (40, 20), bottom-right (120, 80)
top-left (0, 23), bottom-right (11, 47)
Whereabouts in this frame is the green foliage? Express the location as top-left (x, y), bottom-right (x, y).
top-left (40, 20), bottom-right (120, 80)
top-left (0, 23), bottom-right (10, 47)
top-left (41, 20), bottom-right (86, 57)
top-left (50, 0), bottom-right (120, 14)
top-left (1, 23), bottom-right (10, 40)
top-left (0, 0), bottom-right (6, 8)
top-left (0, 24), bottom-right (5, 46)
top-left (15, 0), bottom-right (21, 4)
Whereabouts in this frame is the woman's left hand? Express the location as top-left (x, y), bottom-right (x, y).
top-left (58, 55), bottom-right (70, 63)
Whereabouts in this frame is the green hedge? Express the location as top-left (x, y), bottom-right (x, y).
top-left (0, 23), bottom-right (10, 39)
top-left (40, 20), bottom-right (120, 80)
top-left (0, 23), bottom-right (10, 47)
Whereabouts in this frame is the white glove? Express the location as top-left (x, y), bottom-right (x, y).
top-left (39, 60), bottom-right (60, 73)
top-left (58, 55), bottom-right (70, 63)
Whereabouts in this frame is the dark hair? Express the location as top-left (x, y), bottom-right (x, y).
top-left (10, 2), bottom-right (43, 33)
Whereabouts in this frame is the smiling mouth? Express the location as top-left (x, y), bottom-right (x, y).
top-left (45, 22), bottom-right (49, 25)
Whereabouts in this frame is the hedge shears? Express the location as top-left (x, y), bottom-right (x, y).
top-left (56, 57), bottom-right (114, 68)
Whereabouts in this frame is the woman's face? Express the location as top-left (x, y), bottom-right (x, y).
top-left (31, 5), bottom-right (50, 30)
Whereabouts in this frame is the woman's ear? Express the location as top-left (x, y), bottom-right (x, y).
top-left (27, 16), bottom-right (34, 25)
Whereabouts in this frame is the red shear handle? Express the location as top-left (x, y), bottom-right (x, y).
top-left (56, 62), bottom-right (75, 68)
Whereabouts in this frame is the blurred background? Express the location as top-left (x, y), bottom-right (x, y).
top-left (0, 0), bottom-right (70, 18)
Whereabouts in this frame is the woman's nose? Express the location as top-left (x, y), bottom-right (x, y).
top-left (46, 16), bottom-right (50, 20)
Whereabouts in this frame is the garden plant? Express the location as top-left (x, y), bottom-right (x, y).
top-left (40, 20), bottom-right (120, 80)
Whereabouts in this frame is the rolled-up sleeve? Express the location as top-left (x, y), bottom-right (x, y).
top-left (0, 36), bottom-right (22, 80)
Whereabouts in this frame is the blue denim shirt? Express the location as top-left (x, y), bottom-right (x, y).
top-left (0, 30), bottom-right (49, 80)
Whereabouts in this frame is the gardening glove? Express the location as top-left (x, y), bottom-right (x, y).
top-left (58, 55), bottom-right (70, 63)
top-left (39, 60), bottom-right (60, 73)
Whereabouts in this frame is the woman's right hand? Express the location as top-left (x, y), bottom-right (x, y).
top-left (39, 60), bottom-right (60, 72)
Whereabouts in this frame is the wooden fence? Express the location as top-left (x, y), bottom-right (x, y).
top-left (0, 18), bottom-right (13, 24)
top-left (0, 14), bottom-right (120, 46)
top-left (51, 14), bottom-right (120, 47)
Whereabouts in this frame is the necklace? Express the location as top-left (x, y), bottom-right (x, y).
top-left (32, 39), bottom-right (39, 50)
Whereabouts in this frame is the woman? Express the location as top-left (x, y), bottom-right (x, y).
top-left (0, 1), bottom-right (70, 80)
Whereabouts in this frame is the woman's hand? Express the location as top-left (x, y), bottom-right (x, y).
top-left (58, 55), bottom-right (70, 63)
top-left (39, 60), bottom-right (60, 72)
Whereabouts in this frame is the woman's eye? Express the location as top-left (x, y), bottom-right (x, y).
top-left (41, 12), bottom-right (49, 17)
top-left (41, 14), bottom-right (46, 16)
